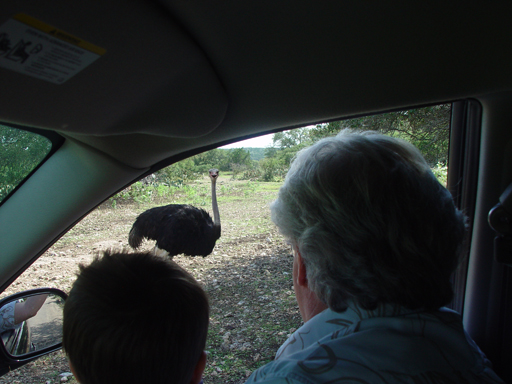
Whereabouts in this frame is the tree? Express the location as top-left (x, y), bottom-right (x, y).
top-left (227, 148), bottom-right (252, 169)
top-left (308, 122), bottom-right (343, 143)
top-left (272, 128), bottom-right (310, 149)
top-left (308, 105), bottom-right (451, 165)
top-left (192, 149), bottom-right (228, 172)
top-left (264, 146), bottom-right (278, 159)
top-left (156, 158), bottom-right (197, 186)
top-left (259, 157), bottom-right (281, 181)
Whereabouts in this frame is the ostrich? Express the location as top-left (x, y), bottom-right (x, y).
top-left (128, 169), bottom-right (221, 258)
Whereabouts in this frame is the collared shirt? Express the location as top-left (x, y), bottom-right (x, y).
top-left (246, 303), bottom-right (504, 383)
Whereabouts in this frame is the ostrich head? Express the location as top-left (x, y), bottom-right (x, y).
top-left (209, 168), bottom-right (219, 182)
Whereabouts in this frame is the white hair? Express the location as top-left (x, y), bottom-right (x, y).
top-left (271, 130), bottom-right (466, 311)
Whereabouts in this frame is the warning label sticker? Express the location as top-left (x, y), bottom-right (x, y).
top-left (0, 14), bottom-right (105, 84)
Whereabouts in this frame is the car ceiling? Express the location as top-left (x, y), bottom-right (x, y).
top-left (1, 1), bottom-right (512, 169)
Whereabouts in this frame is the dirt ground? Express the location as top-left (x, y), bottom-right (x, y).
top-left (0, 177), bottom-right (302, 384)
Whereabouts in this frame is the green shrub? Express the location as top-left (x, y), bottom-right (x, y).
top-left (258, 157), bottom-right (287, 182)
top-left (431, 163), bottom-right (448, 186)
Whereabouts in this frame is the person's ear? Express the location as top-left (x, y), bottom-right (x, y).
top-left (295, 248), bottom-right (308, 288)
top-left (190, 351), bottom-right (207, 384)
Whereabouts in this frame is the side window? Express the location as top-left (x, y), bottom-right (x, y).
top-left (347, 104), bottom-right (451, 185)
top-left (271, 104), bottom-right (451, 185)
top-left (347, 105), bottom-right (451, 165)
top-left (0, 125), bottom-right (52, 203)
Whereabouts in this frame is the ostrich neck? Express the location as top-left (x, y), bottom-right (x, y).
top-left (211, 179), bottom-right (220, 228)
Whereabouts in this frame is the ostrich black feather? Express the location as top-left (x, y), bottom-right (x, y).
top-left (128, 169), bottom-right (221, 258)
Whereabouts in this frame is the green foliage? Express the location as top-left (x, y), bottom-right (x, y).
top-left (272, 127), bottom-right (310, 150)
top-left (193, 149), bottom-right (228, 172)
top-left (274, 145), bottom-right (305, 167)
top-left (109, 180), bottom-right (203, 207)
top-left (191, 148), bottom-right (253, 172)
top-left (0, 125), bottom-right (52, 202)
top-left (238, 167), bottom-right (262, 181)
top-left (244, 147), bottom-right (266, 161)
top-left (224, 148), bottom-right (255, 180)
top-left (431, 163), bottom-right (448, 186)
top-left (156, 158), bottom-right (198, 186)
top-left (272, 128), bottom-right (309, 149)
top-left (264, 146), bottom-right (278, 159)
top-left (109, 182), bottom-right (154, 207)
top-left (227, 148), bottom-right (252, 170)
top-left (243, 181), bottom-right (257, 197)
top-left (256, 104), bottom-right (451, 183)
top-left (258, 157), bottom-right (287, 182)
top-left (109, 164), bottom-right (221, 208)
top-left (312, 104), bottom-right (451, 166)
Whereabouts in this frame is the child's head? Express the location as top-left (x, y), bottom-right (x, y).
top-left (63, 250), bottom-right (209, 384)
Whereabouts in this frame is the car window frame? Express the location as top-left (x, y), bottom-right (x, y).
top-left (446, 99), bottom-right (482, 314)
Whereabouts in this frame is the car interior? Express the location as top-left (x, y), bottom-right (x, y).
top-left (0, 1), bottom-right (511, 382)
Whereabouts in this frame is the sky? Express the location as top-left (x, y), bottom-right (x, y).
top-left (220, 133), bottom-right (274, 149)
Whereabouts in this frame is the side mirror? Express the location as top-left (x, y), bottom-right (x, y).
top-left (0, 288), bottom-right (67, 368)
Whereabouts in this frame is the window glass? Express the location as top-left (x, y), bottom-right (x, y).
top-left (0, 125), bottom-right (52, 203)
top-left (263, 104), bottom-right (451, 185)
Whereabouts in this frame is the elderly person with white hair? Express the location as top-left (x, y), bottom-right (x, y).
top-left (246, 130), bottom-right (503, 383)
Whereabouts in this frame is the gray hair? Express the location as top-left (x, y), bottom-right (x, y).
top-left (271, 130), bottom-right (467, 312)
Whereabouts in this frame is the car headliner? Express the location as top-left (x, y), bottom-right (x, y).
top-left (1, 1), bottom-right (511, 169)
